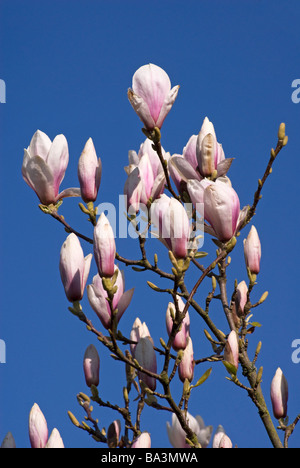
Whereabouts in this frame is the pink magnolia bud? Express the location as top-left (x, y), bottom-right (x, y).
top-left (107, 420), bottom-right (121, 448)
top-left (78, 138), bottom-right (102, 203)
top-left (83, 344), bottom-right (100, 387)
top-left (151, 194), bottom-right (190, 258)
top-left (45, 429), bottom-right (64, 448)
top-left (128, 63), bottom-right (179, 130)
top-left (244, 226), bottom-right (261, 275)
top-left (270, 368), bottom-right (288, 420)
top-left (178, 337), bottom-right (195, 383)
top-left (235, 281), bottom-right (248, 317)
top-left (166, 297), bottom-right (190, 351)
top-left (218, 434), bottom-right (233, 448)
top-left (196, 117), bottom-right (228, 178)
top-left (131, 432), bottom-right (151, 448)
top-left (224, 330), bottom-right (239, 370)
top-left (28, 403), bottom-right (49, 449)
top-left (87, 267), bottom-right (134, 330)
top-left (59, 233), bottom-right (92, 302)
top-left (130, 318), bottom-right (151, 357)
top-left (134, 336), bottom-right (157, 391)
top-left (22, 130), bottom-right (81, 205)
top-left (93, 213), bottom-right (116, 277)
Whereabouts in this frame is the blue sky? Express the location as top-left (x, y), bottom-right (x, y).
top-left (1, 0), bottom-right (300, 448)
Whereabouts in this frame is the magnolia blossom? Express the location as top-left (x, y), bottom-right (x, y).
top-left (150, 194), bottom-right (191, 258)
top-left (270, 368), bottom-right (289, 420)
top-left (166, 412), bottom-right (213, 449)
top-left (187, 178), bottom-right (247, 242)
top-left (45, 429), bottom-right (64, 449)
top-left (165, 297), bottom-right (190, 351)
top-left (235, 280), bottom-right (248, 317)
top-left (83, 344), bottom-right (100, 388)
top-left (87, 266), bottom-right (134, 330)
top-left (93, 213), bottom-right (116, 277)
top-left (178, 337), bottom-right (195, 383)
top-left (134, 336), bottom-right (157, 391)
top-left (124, 139), bottom-right (169, 212)
top-left (29, 404), bottom-right (49, 449)
top-left (212, 426), bottom-right (232, 448)
top-left (130, 318), bottom-right (157, 391)
top-left (128, 63), bottom-right (179, 130)
top-left (59, 233), bottom-right (92, 302)
top-left (78, 138), bottom-right (102, 203)
top-left (22, 130), bottom-right (80, 205)
top-left (224, 330), bottom-right (239, 370)
top-left (131, 432), bottom-right (151, 448)
top-left (107, 420), bottom-right (121, 449)
top-left (168, 117), bottom-right (232, 192)
top-left (244, 225), bottom-right (261, 275)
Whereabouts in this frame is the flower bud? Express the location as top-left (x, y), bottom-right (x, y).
top-left (107, 420), bottom-right (121, 449)
top-left (78, 138), bottom-right (102, 203)
top-left (224, 330), bottom-right (239, 370)
top-left (196, 117), bottom-right (226, 178)
top-left (45, 428), bottom-right (64, 448)
top-left (235, 280), bottom-right (248, 317)
top-left (178, 337), bottom-right (195, 383)
top-left (218, 434), bottom-right (233, 448)
top-left (165, 297), bottom-right (190, 351)
top-left (131, 432), bottom-right (151, 448)
top-left (59, 233), bottom-right (92, 302)
top-left (128, 63), bottom-right (179, 130)
top-left (270, 368), bottom-right (288, 419)
top-left (130, 318), bottom-right (151, 357)
top-left (28, 403), bottom-right (48, 448)
top-left (87, 267), bottom-right (134, 330)
top-left (243, 226), bottom-right (261, 275)
top-left (93, 213), bottom-right (116, 277)
top-left (1, 432), bottom-right (16, 449)
top-left (83, 344), bottom-right (100, 388)
top-left (150, 194), bottom-right (190, 258)
top-left (134, 336), bottom-right (157, 391)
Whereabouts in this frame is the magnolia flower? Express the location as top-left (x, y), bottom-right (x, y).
top-left (235, 280), bottom-right (248, 317)
top-left (168, 117), bottom-right (232, 192)
top-left (130, 318), bottom-right (157, 391)
top-left (270, 368), bottom-right (288, 420)
top-left (131, 432), bottom-right (151, 448)
top-left (87, 266), bottom-right (134, 330)
top-left (165, 297), bottom-right (190, 351)
top-left (59, 233), bottom-right (92, 302)
top-left (28, 404), bottom-right (49, 449)
top-left (107, 420), bottom-right (121, 449)
top-left (22, 130), bottom-right (80, 205)
top-left (212, 426), bottom-right (232, 448)
top-left (166, 412), bottom-right (213, 448)
top-left (45, 429), bottom-right (64, 449)
top-left (130, 318), bottom-right (151, 357)
top-left (224, 330), bottom-right (239, 370)
top-left (93, 213), bottom-right (116, 277)
top-left (134, 336), bottom-right (157, 391)
top-left (150, 194), bottom-right (191, 258)
top-left (244, 225), bottom-right (261, 275)
top-left (128, 63), bottom-right (179, 130)
top-left (178, 337), bottom-right (195, 383)
top-left (187, 178), bottom-right (247, 242)
top-left (83, 344), bottom-right (100, 388)
top-left (124, 139), bottom-right (169, 212)
top-left (78, 138), bottom-right (102, 203)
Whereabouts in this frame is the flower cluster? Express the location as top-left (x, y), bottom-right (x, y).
top-left (18, 62), bottom-right (292, 450)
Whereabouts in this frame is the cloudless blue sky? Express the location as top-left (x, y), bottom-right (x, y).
top-left (1, 0), bottom-right (300, 448)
